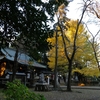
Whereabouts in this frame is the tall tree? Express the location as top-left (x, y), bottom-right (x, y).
top-left (0, 0), bottom-right (69, 81)
top-left (84, 0), bottom-right (100, 70)
top-left (0, 0), bottom-right (69, 53)
top-left (54, 0), bottom-right (92, 91)
top-left (47, 30), bottom-right (68, 70)
top-left (47, 19), bottom-right (90, 89)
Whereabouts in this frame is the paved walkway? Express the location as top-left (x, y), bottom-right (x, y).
top-left (63, 85), bottom-right (100, 90)
top-left (33, 79), bottom-right (100, 100)
top-left (34, 86), bottom-right (100, 100)
top-left (72, 85), bottom-right (100, 90)
top-left (49, 85), bottom-right (100, 90)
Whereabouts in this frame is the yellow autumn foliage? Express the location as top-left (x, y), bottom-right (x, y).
top-left (47, 20), bottom-right (88, 70)
top-left (65, 20), bottom-right (86, 46)
top-left (47, 33), bottom-right (67, 69)
top-left (72, 67), bottom-right (100, 77)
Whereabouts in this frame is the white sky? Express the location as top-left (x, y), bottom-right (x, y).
top-left (67, 0), bottom-right (100, 35)
top-left (67, 0), bottom-right (82, 20)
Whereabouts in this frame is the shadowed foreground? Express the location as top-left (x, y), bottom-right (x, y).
top-left (34, 89), bottom-right (100, 100)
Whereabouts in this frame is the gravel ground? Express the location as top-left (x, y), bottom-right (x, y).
top-left (34, 89), bottom-right (100, 100)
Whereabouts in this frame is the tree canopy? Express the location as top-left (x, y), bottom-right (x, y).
top-left (47, 20), bottom-right (89, 69)
top-left (47, 18), bottom-right (99, 76)
top-left (0, 0), bottom-right (69, 60)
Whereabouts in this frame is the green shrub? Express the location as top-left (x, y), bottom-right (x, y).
top-left (3, 79), bottom-right (46, 100)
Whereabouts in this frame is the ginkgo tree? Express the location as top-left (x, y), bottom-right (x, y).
top-left (59, 1), bottom-right (94, 91)
top-left (72, 0), bottom-right (100, 79)
top-left (48, 20), bottom-right (88, 68)
top-left (73, 67), bottom-right (100, 77)
top-left (73, 38), bottom-right (96, 67)
top-left (84, 0), bottom-right (100, 70)
top-left (48, 0), bottom-right (94, 91)
top-left (47, 19), bottom-right (92, 89)
top-left (47, 30), bottom-right (68, 70)
top-left (72, 40), bottom-right (100, 77)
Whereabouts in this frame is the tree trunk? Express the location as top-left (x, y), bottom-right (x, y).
top-left (30, 70), bottom-right (34, 87)
top-left (12, 49), bottom-right (18, 81)
top-left (54, 71), bottom-right (59, 89)
top-left (67, 61), bottom-right (72, 91)
top-left (54, 27), bottom-right (59, 89)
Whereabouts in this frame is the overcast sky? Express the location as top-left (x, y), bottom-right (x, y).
top-left (67, 0), bottom-right (82, 20)
top-left (67, 0), bottom-right (100, 35)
